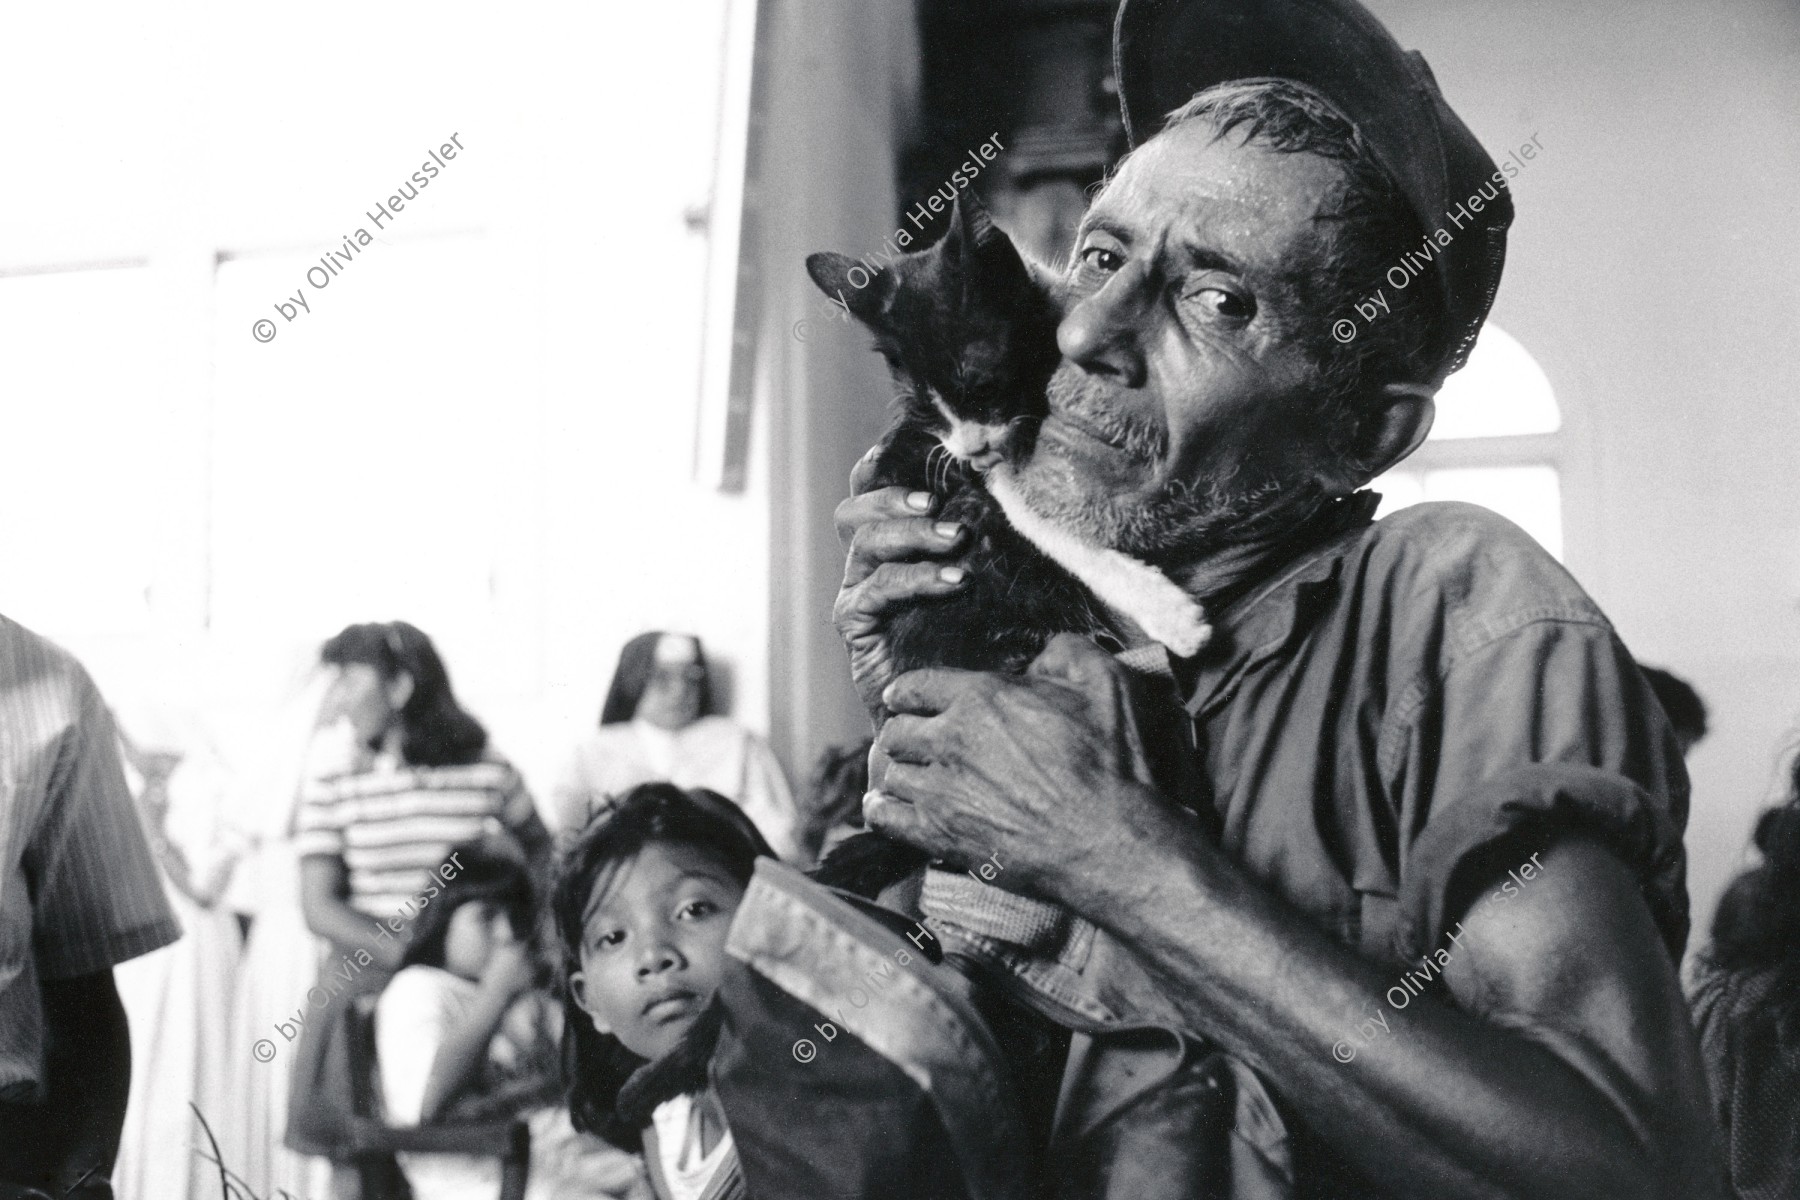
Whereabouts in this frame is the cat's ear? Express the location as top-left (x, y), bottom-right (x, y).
top-left (941, 196), bottom-right (1002, 271)
top-left (945, 196), bottom-right (1033, 299)
top-left (806, 251), bottom-right (894, 322)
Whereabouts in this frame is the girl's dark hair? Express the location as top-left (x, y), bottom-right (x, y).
top-left (1709, 754), bottom-right (1800, 1007)
top-left (321, 620), bottom-right (488, 767)
top-left (551, 782), bottom-right (771, 1148)
top-left (598, 631), bottom-right (713, 726)
top-left (402, 840), bottom-right (537, 972)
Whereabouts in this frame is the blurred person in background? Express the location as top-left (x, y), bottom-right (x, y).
top-left (376, 840), bottom-right (648, 1200)
top-left (1688, 753), bottom-right (1800, 1199)
top-left (287, 621), bottom-right (553, 1200)
top-left (1641, 665), bottom-right (1709, 758)
top-left (552, 632), bottom-right (799, 860)
top-left (110, 713), bottom-right (246, 1200)
top-left (0, 615), bottom-right (181, 1200)
top-left (796, 739), bottom-right (873, 865)
top-left (219, 660), bottom-right (340, 1200)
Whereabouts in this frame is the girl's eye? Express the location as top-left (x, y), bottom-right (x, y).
top-left (1189, 287), bottom-right (1254, 321)
top-left (678, 898), bottom-right (719, 920)
top-left (1078, 245), bottom-right (1123, 273)
top-left (592, 929), bottom-right (625, 949)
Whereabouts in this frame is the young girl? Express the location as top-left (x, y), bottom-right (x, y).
top-left (376, 840), bottom-right (649, 1200)
top-left (554, 783), bottom-right (774, 1200)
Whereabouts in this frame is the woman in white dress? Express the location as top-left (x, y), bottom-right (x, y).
top-left (110, 716), bottom-right (246, 1200)
top-left (551, 633), bottom-right (799, 860)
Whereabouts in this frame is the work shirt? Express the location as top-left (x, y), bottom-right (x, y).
top-left (1174, 496), bottom-right (1689, 1197)
top-left (0, 615), bottom-right (181, 1101)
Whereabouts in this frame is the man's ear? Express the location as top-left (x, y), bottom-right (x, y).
top-left (567, 970), bottom-right (612, 1035)
top-left (1322, 383), bottom-right (1436, 493)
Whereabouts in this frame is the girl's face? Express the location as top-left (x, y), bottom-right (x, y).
top-left (443, 899), bottom-right (517, 980)
top-left (322, 662), bottom-right (408, 746)
top-left (568, 841), bottom-right (745, 1061)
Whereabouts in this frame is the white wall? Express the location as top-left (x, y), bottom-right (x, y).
top-left (1364, 0), bottom-right (1800, 948)
top-left (0, 0), bottom-right (773, 813)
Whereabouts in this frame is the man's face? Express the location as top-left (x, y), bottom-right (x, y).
top-left (1010, 121), bottom-right (1351, 562)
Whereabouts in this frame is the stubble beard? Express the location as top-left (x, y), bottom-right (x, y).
top-left (1012, 368), bottom-right (1316, 565)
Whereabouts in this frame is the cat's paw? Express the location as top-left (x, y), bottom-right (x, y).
top-left (1139, 592), bottom-right (1212, 659)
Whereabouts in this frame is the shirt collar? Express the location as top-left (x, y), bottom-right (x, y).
top-left (1179, 491), bottom-right (1380, 718)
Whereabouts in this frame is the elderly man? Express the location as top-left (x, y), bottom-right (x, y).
top-left (833, 1), bottom-right (1725, 1196)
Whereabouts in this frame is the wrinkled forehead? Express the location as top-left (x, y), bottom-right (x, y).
top-left (1084, 121), bottom-right (1350, 275)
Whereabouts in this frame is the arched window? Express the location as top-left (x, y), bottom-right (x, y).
top-left (1371, 324), bottom-right (1567, 559)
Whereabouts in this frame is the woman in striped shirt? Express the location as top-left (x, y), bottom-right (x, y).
top-left (286, 621), bottom-right (553, 1195)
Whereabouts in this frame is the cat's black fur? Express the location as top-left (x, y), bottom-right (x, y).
top-left (805, 199), bottom-right (1111, 896)
top-left (806, 199), bottom-right (1108, 680)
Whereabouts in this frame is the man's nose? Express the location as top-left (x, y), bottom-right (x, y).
top-left (1057, 262), bottom-right (1154, 387)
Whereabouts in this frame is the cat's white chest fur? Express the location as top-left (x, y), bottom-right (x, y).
top-left (986, 465), bottom-right (1212, 658)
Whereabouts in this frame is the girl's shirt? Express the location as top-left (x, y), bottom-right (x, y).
top-left (645, 1094), bottom-right (742, 1200)
top-left (294, 744), bottom-right (539, 919)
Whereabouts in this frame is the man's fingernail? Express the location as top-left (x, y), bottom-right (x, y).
top-left (934, 522), bottom-right (961, 538)
top-left (906, 491), bottom-right (932, 511)
top-left (939, 566), bottom-right (967, 583)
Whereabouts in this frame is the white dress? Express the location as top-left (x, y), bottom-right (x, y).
top-left (112, 739), bottom-right (248, 1200)
top-left (551, 717), bottom-right (800, 859)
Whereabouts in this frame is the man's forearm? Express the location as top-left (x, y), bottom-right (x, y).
top-left (1070, 804), bottom-right (1707, 1200)
top-left (39, 972), bottom-right (130, 1191)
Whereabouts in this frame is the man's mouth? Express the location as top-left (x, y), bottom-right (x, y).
top-left (1044, 412), bottom-right (1133, 454)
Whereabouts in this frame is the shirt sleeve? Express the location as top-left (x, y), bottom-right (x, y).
top-left (29, 687), bottom-right (181, 979)
top-left (292, 720), bottom-right (366, 859)
top-left (292, 774), bottom-right (350, 859)
top-left (1390, 613), bottom-right (1690, 963)
top-left (377, 965), bottom-right (470, 1125)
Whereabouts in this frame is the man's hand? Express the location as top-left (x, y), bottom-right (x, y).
top-left (868, 633), bottom-right (1190, 899)
top-left (832, 448), bottom-right (971, 719)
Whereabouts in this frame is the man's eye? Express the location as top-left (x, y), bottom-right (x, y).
top-left (1190, 287), bottom-right (1254, 321)
top-left (1079, 245), bottom-right (1124, 273)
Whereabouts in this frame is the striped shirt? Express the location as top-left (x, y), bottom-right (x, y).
top-left (294, 752), bottom-right (538, 917)
top-left (0, 615), bottom-right (181, 1100)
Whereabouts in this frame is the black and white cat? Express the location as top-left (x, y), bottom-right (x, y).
top-left (806, 198), bottom-right (1209, 682)
top-left (806, 199), bottom-right (1208, 898)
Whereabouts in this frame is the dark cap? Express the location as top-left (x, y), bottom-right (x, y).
top-left (1113, 0), bottom-right (1511, 383)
